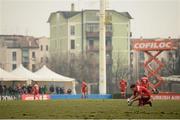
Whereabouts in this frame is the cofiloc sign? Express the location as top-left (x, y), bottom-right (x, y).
top-left (133, 40), bottom-right (175, 51)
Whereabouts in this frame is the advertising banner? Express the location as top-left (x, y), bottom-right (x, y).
top-left (21, 94), bottom-right (50, 100)
top-left (152, 93), bottom-right (180, 100)
top-left (133, 40), bottom-right (175, 51)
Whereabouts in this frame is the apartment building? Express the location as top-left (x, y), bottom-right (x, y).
top-left (0, 35), bottom-right (49, 72)
top-left (47, 6), bottom-right (133, 94)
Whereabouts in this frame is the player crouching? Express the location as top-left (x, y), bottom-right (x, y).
top-left (128, 84), bottom-right (152, 107)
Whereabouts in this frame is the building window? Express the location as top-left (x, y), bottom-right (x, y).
top-left (46, 57), bottom-right (48, 63)
top-left (41, 57), bottom-right (43, 63)
top-left (71, 40), bottom-right (75, 49)
top-left (89, 40), bottom-right (94, 47)
top-left (32, 64), bottom-right (36, 72)
top-left (32, 52), bottom-right (36, 58)
top-left (40, 45), bottom-right (43, 51)
top-left (23, 63), bottom-right (29, 69)
top-left (106, 24), bottom-right (112, 32)
top-left (86, 23), bottom-right (99, 32)
top-left (12, 52), bottom-right (16, 61)
top-left (139, 52), bottom-right (144, 60)
top-left (70, 25), bottom-right (75, 35)
top-left (106, 39), bottom-right (111, 46)
top-left (22, 48), bottom-right (29, 63)
top-left (12, 64), bottom-right (17, 70)
top-left (46, 45), bottom-right (48, 51)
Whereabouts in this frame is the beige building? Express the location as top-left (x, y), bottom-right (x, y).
top-left (36, 37), bottom-right (50, 69)
top-left (0, 35), bottom-right (49, 72)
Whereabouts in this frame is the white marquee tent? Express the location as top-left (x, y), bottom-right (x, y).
top-left (3, 64), bottom-right (76, 94)
top-left (34, 66), bottom-right (76, 94)
top-left (0, 67), bottom-right (26, 81)
top-left (11, 64), bottom-right (42, 83)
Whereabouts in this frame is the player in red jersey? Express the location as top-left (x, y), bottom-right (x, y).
top-left (140, 76), bottom-right (149, 88)
top-left (135, 75), bottom-right (149, 88)
top-left (32, 82), bottom-right (40, 100)
top-left (136, 79), bottom-right (141, 86)
top-left (119, 79), bottom-right (127, 98)
top-left (81, 80), bottom-right (87, 99)
top-left (137, 75), bottom-right (159, 94)
top-left (128, 84), bottom-right (152, 107)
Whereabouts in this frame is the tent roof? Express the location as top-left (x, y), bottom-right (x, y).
top-left (0, 68), bottom-right (26, 81)
top-left (34, 66), bottom-right (75, 82)
top-left (11, 64), bottom-right (41, 80)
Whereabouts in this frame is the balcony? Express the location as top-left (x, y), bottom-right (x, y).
top-left (106, 57), bottom-right (113, 64)
top-left (85, 23), bottom-right (112, 38)
top-left (86, 45), bottom-right (113, 52)
top-left (89, 57), bottom-right (113, 65)
top-left (106, 45), bottom-right (113, 51)
top-left (86, 32), bottom-right (112, 38)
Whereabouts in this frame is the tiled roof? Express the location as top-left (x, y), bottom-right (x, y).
top-left (0, 35), bottom-right (39, 48)
top-left (61, 11), bottom-right (81, 19)
top-left (47, 10), bottom-right (132, 22)
top-left (117, 12), bottom-right (133, 19)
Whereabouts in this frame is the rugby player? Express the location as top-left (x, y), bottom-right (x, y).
top-left (137, 75), bottom-right (159, 94)
top-left (33, 82), bottom-right (40, 100)
top-left (119, 79), bottom-right (127, 98)
top-left (81, 80), bottom-right (87, 99)
top-left (128, 84), bottom-right (152, 107)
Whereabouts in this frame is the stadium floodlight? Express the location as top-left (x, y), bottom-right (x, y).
top-left (99, 0), bottom-right (107, 94)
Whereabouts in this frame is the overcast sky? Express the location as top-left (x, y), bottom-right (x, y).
top-left (0, 0), bottom-right (180, 38)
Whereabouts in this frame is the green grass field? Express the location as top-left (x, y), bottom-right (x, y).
top-left (0, 99), bottom-right (180, 119)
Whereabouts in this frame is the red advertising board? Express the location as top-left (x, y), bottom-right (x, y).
top-left (152, 93), bottom-right (180, 100)
top-left (133, 40), bottom-right (175, 51)
top-left (21, 94), bottom-right (50, 101)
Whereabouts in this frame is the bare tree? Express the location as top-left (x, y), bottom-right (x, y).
top-left (49, 52), bottom-right (130, 94)
top-left (111, 53), bottom-right (129, 93)
top-left (48, 53), bottom-right (99, 92)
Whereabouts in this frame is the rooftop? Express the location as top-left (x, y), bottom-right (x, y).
top-left (0, 35), bottom-right (39, 48)
top-left (47, 9), bottom-right (132, 22)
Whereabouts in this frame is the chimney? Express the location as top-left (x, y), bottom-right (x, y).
top-left (71, 3), bottom-right (75, 11)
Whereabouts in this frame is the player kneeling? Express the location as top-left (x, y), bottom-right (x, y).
top-left (128, 84), bottom-right (152, 107)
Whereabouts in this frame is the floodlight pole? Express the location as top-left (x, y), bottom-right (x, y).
top-left (99, 0), bottom-right (106, 94)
